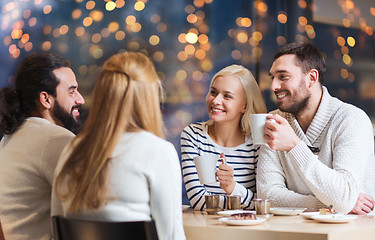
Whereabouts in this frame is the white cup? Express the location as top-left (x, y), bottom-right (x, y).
top-left (249, 113), bottom-right (272, 145)
top-left (193, 155), bottom-right (218, 185)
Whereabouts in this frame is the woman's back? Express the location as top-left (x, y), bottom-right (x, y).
top-left (55, 131), bottom-right (185, 239)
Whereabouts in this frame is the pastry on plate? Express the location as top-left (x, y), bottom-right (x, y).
top-left (230, 212), bottom-right (257, 220)
top-left (319, 205), bottom-right (335, 215)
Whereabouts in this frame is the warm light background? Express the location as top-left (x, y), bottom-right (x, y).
top-left (1, 0), bottom-right (375, 203)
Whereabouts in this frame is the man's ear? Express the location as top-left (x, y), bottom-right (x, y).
top-left (39, 91), bottom-right (54, 110)
top-left (308, 69), bottom-right (319, 88)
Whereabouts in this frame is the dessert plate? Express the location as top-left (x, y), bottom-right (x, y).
top-left (270, 207), bottom-right (307, 216)
top-left (299, 211), bottom-right (320, 219)
top-left (310, 214), bottom-right (357, 223)
top-left (217, 210), bottom-right (256, 217)
top-left (218, 217), bottom-right (266, 226)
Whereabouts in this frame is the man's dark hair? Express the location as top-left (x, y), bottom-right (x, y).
top-left (274, 42), bottom-right (326, 84)
top-left (0, 52), bottom-right (70, 134)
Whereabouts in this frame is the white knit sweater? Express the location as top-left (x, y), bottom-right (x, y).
top-left (257, 87), bottom-right (375, 213)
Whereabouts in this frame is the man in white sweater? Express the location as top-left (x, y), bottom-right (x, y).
top-left (257, 42), bottom-right (375, 214)
top-left (0, 53), bottom-right (85, 240)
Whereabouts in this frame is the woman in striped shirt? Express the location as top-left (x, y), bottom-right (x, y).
top-left (180, 64), bottom-right (267, 210)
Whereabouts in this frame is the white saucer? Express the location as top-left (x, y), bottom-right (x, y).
top-left (217, 210), bottom-right (256, 217)
top-left (218, 217), bottom-right (267, 226)
top-left (310, 214), bottom-right (358, 223)
top-left (270, 207), bottom-right (307, 216)
top-left (299, 211), bottom-right (320, 219)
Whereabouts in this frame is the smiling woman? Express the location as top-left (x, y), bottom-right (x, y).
top-left (180, 64), bottom-right (267, 211)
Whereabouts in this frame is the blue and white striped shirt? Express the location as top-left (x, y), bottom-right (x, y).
top-left (180, 122), bottom-right (259, 210)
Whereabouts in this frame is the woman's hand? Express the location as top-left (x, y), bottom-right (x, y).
top-left (217, 153), bottom-right (236, 194)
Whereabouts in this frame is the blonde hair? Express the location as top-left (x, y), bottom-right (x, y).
top-left (206, 64), bottom-right (266, 135)
top-left (55, 51), bottom-right (164, 212)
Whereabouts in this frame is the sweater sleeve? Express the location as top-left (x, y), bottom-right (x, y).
top-left (256, 145), bottom-right (323, 210)
top-left (149, 142), bottom-right (186, 240)
top-left (286, 108), bottom-right (374, 213)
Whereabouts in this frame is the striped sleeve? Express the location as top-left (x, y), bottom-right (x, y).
top-left (181, 123), bottom-right (212, 210)
top-left (181, 122), bottom-right (258, 210)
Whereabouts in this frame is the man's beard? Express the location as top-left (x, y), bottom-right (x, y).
top-left (277, 79), bottom-right (311, 115)
top-left (53, 101), bottom-right (83, 134)
top-left (278, 95), bottom-right (310, 115)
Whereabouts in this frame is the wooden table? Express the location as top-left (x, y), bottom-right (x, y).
top-left (183, 209), bottom-right (375, 240)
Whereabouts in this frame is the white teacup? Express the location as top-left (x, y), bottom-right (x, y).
top-left (194, 155), bottom-right (218, 185)
top-left (249, 113), bottom-right (273, 145)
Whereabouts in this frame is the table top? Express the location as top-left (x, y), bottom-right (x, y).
top-left (183, 208), bottom-right (375, 240)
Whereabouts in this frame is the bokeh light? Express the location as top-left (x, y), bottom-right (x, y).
top-left (90, 11), bottom-right (104, 22)
top-left (337, 36), bottom-right (345, 46)
top-left (105, 1), bottom-right (116, 11)
top-left (115, 31), bottom-right (125, 41)
top-left (43, 5), bottom-right (52, 14)
top-left (149, 35), bottom-right (160, 45)
top-left (342, 54), bottom-right (352, 65)
top-left (186, 32), bottom-right (198, 44)
top-left (134, 1), bottom-right (145, 11)
top-left (347, 36), bottom-right (355, 47)
top-left (72, 9), bottom-right (82, 19)
top-left (86, 1), bottom-right (96, 10)
top-left (83, 17), bottom-right (93, 27)
top-left (277, 13), bottom-right (287, 24)
top-left (237, 32), bottom-right (248, 43)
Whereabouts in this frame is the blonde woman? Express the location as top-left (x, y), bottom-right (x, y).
top-left (181, 65), bottom-right (266, 210)
top-left (53, 52), bottom-right (185, 240)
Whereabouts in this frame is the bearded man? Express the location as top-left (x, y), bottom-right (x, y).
top-left (257, 42), bottom-right (375, 215)
top-left (0, 52), bottom-right (85, 240)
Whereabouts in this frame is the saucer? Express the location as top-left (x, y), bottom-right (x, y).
top-left (270, 207), bottom-right (307, 216)
top-left (219, 217), bottom-right (267, 226)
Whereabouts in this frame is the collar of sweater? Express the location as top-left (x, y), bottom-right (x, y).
top-left (275, 86), bottom-right (343, 146)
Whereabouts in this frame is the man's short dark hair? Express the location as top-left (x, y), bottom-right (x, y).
top-left (0, 52), bottom-right (70, 134)
top-left (274, 42), bottom-right (326, 84)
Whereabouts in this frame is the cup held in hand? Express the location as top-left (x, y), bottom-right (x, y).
top-left (249, 113), bottom-right (272, 145)
top-left (193, 155), bottom-right (218, 185)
